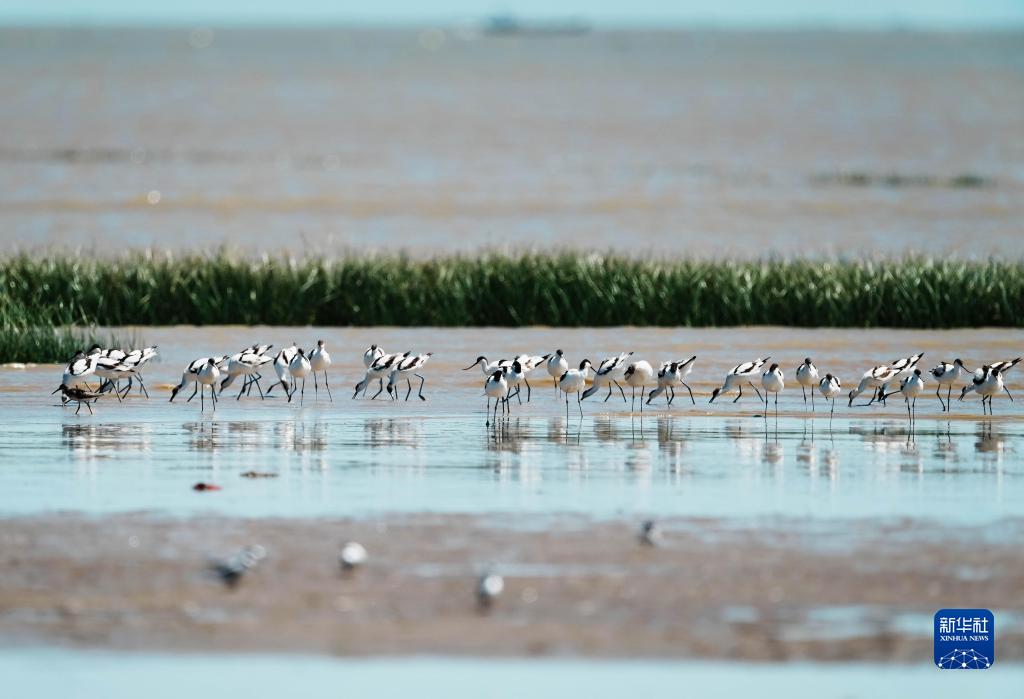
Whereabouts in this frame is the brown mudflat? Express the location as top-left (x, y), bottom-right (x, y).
top-left (2, 514), bottom-right (1022, 660)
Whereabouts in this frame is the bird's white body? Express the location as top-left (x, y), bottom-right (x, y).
top-left (62, 352), bottom-right (97, 389)
top-left (477, 572), bottom-right (504, 608)
top-left (387, 352), bottom-right (432, 400)
top-left (761, 366), bottom-right (784, 394)
top-left (197, 360), bottom-right (220, 388)
top-left (710, 357), bottom-right (770, 403)
top-left (340, 542), bottom-right (367, 570)
top-left (848, 365), bottom-right (900, 405)
top-left (931, 360), bottom-right (964, 387)
top-left (485, 370), bottom-right (509, 400)
top-left (546, 350), bottom-right (569, 397)
top-left (795, 360), bottom-right (819, 387)
top-left (900, 371), bottom-right (925, 399)
top-left (272, 345), bottom-right (297, 395)
top-left (363, 345), bottom-right (384, 368)
top-left (356, 352), bottom-right (408, 399)
top-left (623, 360), bottom-right (655, 411)
top-left (289, 350), bottom-right (311, 379)
top-left (819, 374), bottom-right (842, 401)
top-left (309, 342), bottom-right (331, 373)
top-left (581, 351), bottom-right (632, 401)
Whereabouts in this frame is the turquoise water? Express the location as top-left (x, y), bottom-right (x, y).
top-left (3, 648), bottom-right (1021, 699)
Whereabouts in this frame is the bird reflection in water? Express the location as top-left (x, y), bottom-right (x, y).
top-left (62, 422), bottom-right (153, 457)
top-left (362, 417), bottom-right (422, 449)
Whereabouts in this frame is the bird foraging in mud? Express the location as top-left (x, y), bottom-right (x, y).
top-left (211, 545), bottom-right (266, 588)
top-left (339, 541), bottom-right (368, 572)
top-left (476, 570), bottom-right (504, 610)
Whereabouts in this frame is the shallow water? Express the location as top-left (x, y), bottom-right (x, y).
top-left (1, 28), bottom-right (1021, 258)
top-left (2, 648), bottom-right (1021, 699)
top-left (2, 326), bottom-right (1022, 522)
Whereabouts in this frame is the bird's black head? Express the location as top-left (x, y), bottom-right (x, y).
top-left (769, 363), bottom-right (779, 371)
top-left (207, 358), bottom-right (215, 365)
top-left (580, 359), bottom-right (591, 370)
top-left (512, 360), bottom-right (522, 372)
top-left (914, 368), bottom-right (921, 376)
top-left (710, 387), bottom-right (721, 403)
top-left (490, 369), bottom-right (504, 380)
top-left (297, 348), bottom-right (305, 356)
top-left (954, 358), bottom-right (963, 366)
top-left (804, 357), bottom-right (812, 365)
top-left (318, 339), bottom-right (325, 347)
top-left (825, 373), bottom-right (833, 380)
top-left (370, 344), bottom-right (377, 351)
top-left (556, 349), bottom-right (563, 357)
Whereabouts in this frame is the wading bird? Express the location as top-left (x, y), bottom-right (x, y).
top-left (355, 351), bottom-right (408, 399)
top-left (220, 349), bottom-right (273, 400)
top-left (309, 340), bottom-right (332, 402)
top-left (818, 373), bottom-right (842, 423)
top-left (558, 359), bottom-right (593, 419)
top-left (795, 358), bottom-right (819, 409)
top-left (170, 355), bottom-right (227, 402)
top-left (761, 363), bottom-right (785, 417)
top-left (646, 356), bottom-right (697, 407)
top-left (977, 358), bottom-right (1021, 401)
top-left (623, 360), bottom-right (655, 413)
top-left (476, 570), bottom-right (504, 610)
top-left (484, 369), bottom-right (509, 425)
top-left (883, 352), bottom-right (924, 403)
top-left (288, 348), bottom-right (312, 405)
top-left (266, 344), bottom-right (297, 398)
top-left (387, 352), bottom-right (432, 401)
top-left (463, 355), bottom-right (513, 376)
top-left (54, 384), bottom-right (103, 415)
top-left (60, 351), bottom-right (98, 392)
top-left (546, 349), bottom-right (568, 397)
top-left (847, 364), bottom-right (900, 407)
top-left (888, 368), bottom-right (924, 423)
top-left (581, 351), bottom-right (632, 403)
top-left (710, 357), bottom-right (770, 404)
top-left (363, 344), bottom-right (384, 368)
top-left (930, 358), bottom-right (965, 412)
top-left (196, 358), bottom-right (221, 411)
top-left (339, 542), bottom-right (367, 572)
top-left (960, 366), bottom-right (1004, 415)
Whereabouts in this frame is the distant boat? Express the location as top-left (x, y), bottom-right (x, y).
top-left (482, 14), bottom-right (591, 36)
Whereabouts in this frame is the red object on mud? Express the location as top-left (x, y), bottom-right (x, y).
top-left (193, 483), bottom-right (222, 492)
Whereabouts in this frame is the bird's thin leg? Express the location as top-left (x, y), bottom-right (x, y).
top-left (946, 386), bottom-right (951, 412)
top-left (200, 385), bottom-right (205, 412)
top-left (187, 384), bottom-right (198, 403)
top-left (604, 383), bottom-right (613, 402)
top-left (681, 382), bottom-right (695, 405)
top-left (577, 392), bottom-right (583, 418)
top-left (415, 374), bottom-right (426, 401)
top-left (733, 385), bottom-right (743, 403)
top-left (667, 387), bottom-right (674, 406)
top-left (321, 372), bottom-right (332, 402)
top-left (631, 387), bottom-right (636, 412)
top-left (371, 381), bottom-right (384, 400)
top-left (936, 386), bottom-right (945, 412)
top-left (404, 378), bottom-right (412, 401)
top-left (810, 387), bottom-right (814, 410)
top-left (300, 377), bottom-right (306, 405)
top-left (86, 401), bottom-right (94, 415)
top-left (493, 399), bottom-right (499, 425)
top-left (616, 381), bottom-right (627, 402)
top-left (313, 371), bottom-right (319, 401)
top-left (565, 392), bottom-right (570, 420)
top-left (515, 385), bottom-right (523, 405)
top-left (75, 401), bottom-right (82, 415)
top-left (1004, 386), bottom-right (1014, 402)
top-left (237, 377), bottom-right (248, 400)
top-left (525, 379), bottom-right (531, 402)
top-left (801, 385), bottom-right (807, 405)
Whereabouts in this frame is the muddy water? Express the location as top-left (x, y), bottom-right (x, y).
top-left (1, 326), bottom-right (1022, 521)
top-left (1, 28), bottom-right (1021, 259)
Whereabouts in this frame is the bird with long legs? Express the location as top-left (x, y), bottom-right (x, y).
top-left (288, 348), bottom-right (312, 405)
top-left (709, 357), bottom-right (770, 404)
top-left (170, 355), bottom-right (227, 402)
top-left (847, 364), bottom-right (900, 407)
top-left (761, 363), bottom-right (785, 418)
top-left (558, 359), bottom-right (592, 420)
top-left (975, 358), bottom-right (1021, 402)
top-left (355, 351), bottom-right (408, 399)
top-left (55, 384), bottom-right (104, 415)
top-left (882, 352), bottom-right (924, 404)
top-left (960, 366), bottom-right (1004, 415)
top-left (795, 358), bottom-right (819, 410)
top-left (221, 349), bottom-right (273, 400)
top-left (265, 345), bottom-right (297, 398)
top-left (818, 373), bottom-right (842, 425)
top-left (196, 358), bottom-right (221, 412)
top-left (512, 354), bottom-right (548, 402)
top-left (309, 340), bottom-right (333, 402)
top-left (887, 369), bottom-right (924, 424)
top-left (546, 350), bottom-right (568, 398)
top-left (646, 356), bottom-right (697, 407)
top-left (622, 360), bottom-right (654, 413)
top-left (483, 369), bottom-right (509, 426)
top-left (386, 352), bottom-right (432, 401)
top-left (930, 358), bottom-right (965, 412)
top-left (581, 352), bottom-right (632, 402)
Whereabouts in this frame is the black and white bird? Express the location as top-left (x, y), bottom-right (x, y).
top-left (960, 366), bottom-right (1004, 415)
top-left (170, 355), bottom-right (227, 402)
top-left (559, 359), bottom-right (593, 419)
top-left (623, 360), bottom-right (655, 413)
top-left (484, 368), bottom-right (509, 425)
top-left (476, 570), bottom-right (504, 610)
top-left (309, 340), bottom-right (333, 402)
top-left (60, 350), bottom-right (98, 392)
top-left (288, 348), bottom-right (312, 404)
top-left (638, 520), bottom-right (661, 546)
top-left (463, 355), bottom-right (513, 376)
top-left (363, 344), bottom-right (384, 369)
top-left (197, 358), bottom-right (221, 412)
top-left (930, 358), bottom-right (965, 412)
top-left (387, 352), bottom-right (432, 401)
top-left (887, 368), bottom-right (925, 423)
top-left (355, 351), bottom-right (408, 399)
top-left (977, 358), bottom-right (1021, 402)
top-left (709, 357), bottom-right (770, 404)
top-left (883, 352), bottom-right (924, 403)
top-left (795, 358), bottom-right (819, 409)
top-left (581, 352), bottom-right (632, 402)
top-left (339, 541), bottom-right (367, 572)
top-left (220, 348), bottom-right (274, 400)
top-left (818, 373), bottom-right (842, 422)
top-left (266, 344), bottom-right (298, 398)
top-left (847, 364), bottom-right (900, 407)
top-left (646, 356), bottom-right (697, 406)
top-left (761, 363), bottom-right (785, 416)
top-left (546, 349), bottom-right (568, 397)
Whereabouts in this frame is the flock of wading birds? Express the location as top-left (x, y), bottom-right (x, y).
top-left (54, 342), bottom-right (1021, 423)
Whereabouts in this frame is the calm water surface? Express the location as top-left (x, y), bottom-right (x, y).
top-left (1, 326), bottom-right (1021, 523)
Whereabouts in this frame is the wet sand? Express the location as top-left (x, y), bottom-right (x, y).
top-left (2, 513), bottom-right (1022, 660)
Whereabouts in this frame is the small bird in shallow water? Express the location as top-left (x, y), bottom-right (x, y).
top-left (339, 541), bottom-right (367, 572)
top-left (211, 545), bottom-right (266, 588)
top-left (638, 520), bottom-right (661, 546)
top-left (53, 384), bottom-right (103, 415)
top-left (930, 358), bottom-right (965, 412)
top-left (710, 357), bottom-right (770, 404)
top-left (795, 358), bottom-right (819, 410)
top-left (476, 570), bottom-right (504, 610)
